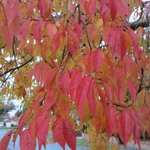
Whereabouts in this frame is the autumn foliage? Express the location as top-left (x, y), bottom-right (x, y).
top-left (0, 0), bottom-right (150, 149)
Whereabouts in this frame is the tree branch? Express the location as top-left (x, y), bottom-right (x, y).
top-left (127, 18), bottom-right (150, 30)
top-left (0, 57), bottom-right (33, 77)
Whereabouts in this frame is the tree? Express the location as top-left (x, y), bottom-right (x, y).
top-left (0, 102), bottom-right (15, 120)
top-left (0, 0), bottom-right (150, 149)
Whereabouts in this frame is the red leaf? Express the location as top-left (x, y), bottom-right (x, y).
top-left (114, 68), bottom-right (126, 79)
top-left (33, 62), bottom-right (42, 81)
top-left (113, 0), bottom-right (130, 18)
top-left (109, 0), bottom-right (117, 19)
top-left (0, 25), bottom-right (13, 49)
top-left (68, 0), bottom-right (75, 13)
top-left (100, 0), bottom-right (109, 15)
top-left (73, 22), bottom-right (82, 38)
top-left (53, 117), bottom-right (66, 149)
top-left (104, 26), bottom-right (127, 60)
top-left (127, 78), bottom-right (136, 101)
top-left (84, 0), bottom-right (96, 15)
top-left (92, 118), bottom-right (101, 132)
top-left (0, 130), bottom-right (13, 150)
top-left (20, 129), bottom-right (35, 150)
top-left (76, 76), bottom-right (90, 107)
top-left (46, 23), bottom-right (57, 39)
top-left (33, 21), bottom-right (42, 44)
top-left (88, 79), bottom-right (96, 116)
top-left (127, 27), bottom-right (142, 58)
top-left (9, 15), bottom-right (21, 40)
top-left (44, 90), bottom-right (57, 111)
top-left (100, 0), bottom-right (110, 24)
top-left (127, 27), bottom-right (138, 48)
top-left (119, 110), bottom-right (134, 147)
top-left (106, 107), bottom-right (117, 138)
top-left (59, 73), bottom-right (71, 95)
top-left (103, 83), bottom-right (113, 106)
top-left (3, 0), bottom-right (20, 25)
top-left (33, 91), bottom-right (45, 116)
top-left (40, 64), bottom-right (50, 83)
top-left (26, 0), bottom-right (35, 14)
top-left (36, 111), bottom-right (50, 150)
top-left (18, 109), bottom-right (31, 129)
top-left (52, 30), bottom-right (61, 53)
top-left (123, 55), bottom-right (134, 72)
top-left (44, 68), bottom-right (58, 89)
top-left (131, 110), bottom-right (141, 149)
top-left (70, 71), bottom-right (83, 101)
top-left (20, 18), bottom-right (31, 39)
top-left (28, 118), bottom-right (37, 144)
top-left (112, 31), bottom-right (127, 60)
top-left (68, 32), bottom-right (80, 56)
top-left (64, 121), bottom-right (76, 150)
top-left (77, 100), bottom-right (87, 121)
top-left (92, 50), bottom-right (104, 72)
top-left (38, 0), bottom-right (51, 18)
top-left (84, 53), bottom-right (94, 73)
top-left (117, 81), bottom-right (124, 103)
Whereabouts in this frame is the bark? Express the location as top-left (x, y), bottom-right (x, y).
top-left (127, 18), bottom-right (150, 30)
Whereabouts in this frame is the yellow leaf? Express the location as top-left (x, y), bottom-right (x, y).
top-left (96, 19), bottom-right (103, 30)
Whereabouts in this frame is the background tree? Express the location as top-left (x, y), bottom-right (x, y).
top-left (0, 0), bottom-right (150, 150)
top-left (0, 102), bottom-right (15, 121)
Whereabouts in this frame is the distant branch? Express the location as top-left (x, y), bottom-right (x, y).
top-left (0, 57), bottom-right (33, 77)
